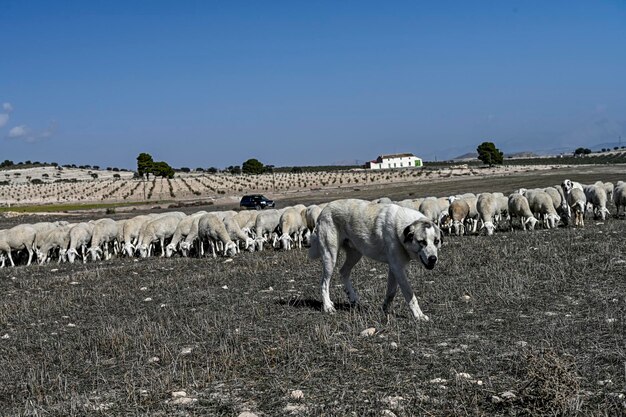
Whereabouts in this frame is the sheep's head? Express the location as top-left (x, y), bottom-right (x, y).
top-left (137, 244), bottom-right (149, 258)
top-left (244, 237), bottom-right (255, 252)
top-left (123, 243), bottom-right (135, 257)
top-left (165, 243), bottom-right (177, 258)
top-left (179, 241), bottom-right (192, 257)
top-left (224, 241), bottom-right (238, 257)
top-left (67, 248), bottom-right (79, 263)
top-left (481, 221), bottom-right (495, 236)
top-left (255, 236), bottom-right (267, 251)
top-left (87, 247), bottom-right (102, 261)
top-left (279, 233), bottom-right (294, 250)
top-left (525, 217), bottom-right (538, 230)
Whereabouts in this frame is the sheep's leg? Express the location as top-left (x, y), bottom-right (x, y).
top-left (391, 263), bottom-right (429, 322)
top-left (211, 241), bottom-right (216, 258)
top-left (7, 251), bottom-right (15, 267)
top-left (160, 238), bottom-right (165, 257)
top-left (339, 247), bottom-right (362, 305)
top-left (319, 241), bottom-right (338, 314)
top-left (26, 248), bottom-right (33, 266)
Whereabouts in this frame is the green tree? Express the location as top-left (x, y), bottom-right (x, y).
top-left (137, 153), bottom-right (154, 179)
top-left (241, 158), bottom-right (265, 175)
top-left (151, 161), bottom-right (175, 179)
top-left (476, 142), bottom-right (504, 166)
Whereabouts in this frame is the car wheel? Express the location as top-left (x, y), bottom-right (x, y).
top-left (255, 205), bottom-right (262, 210)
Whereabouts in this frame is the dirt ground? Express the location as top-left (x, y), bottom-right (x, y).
top-left (1, 165), bottom-right (625, 416)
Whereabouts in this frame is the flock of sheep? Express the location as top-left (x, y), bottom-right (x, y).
top-left (1, 178), bottom-right (625, 268)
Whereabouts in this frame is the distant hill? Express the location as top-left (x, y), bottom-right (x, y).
top-left (451, 152), bottom-right (478, 161)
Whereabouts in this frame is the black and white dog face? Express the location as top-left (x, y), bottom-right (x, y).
top-left (562, 179), bottom-right (574, 193)
top-left (403, 220), bottom-right (442, 270)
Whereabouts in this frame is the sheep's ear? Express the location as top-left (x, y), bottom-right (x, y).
top-left (403, 225), bottom-right (415, 243)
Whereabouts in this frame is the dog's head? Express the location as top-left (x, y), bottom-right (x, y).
top-left (403, 219), bottom-right (442, 270)
top-left (562, 179), bottom-right (573, 193)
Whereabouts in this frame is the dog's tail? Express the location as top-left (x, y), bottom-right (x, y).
top-left (308, 229), bottom-right (321, 259)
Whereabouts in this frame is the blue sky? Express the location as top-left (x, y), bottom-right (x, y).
top-left (1, 1), bottom-right (625, 169)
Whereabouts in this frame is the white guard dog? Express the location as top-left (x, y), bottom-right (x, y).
top-left (309, 199), bottom-right (442, 321)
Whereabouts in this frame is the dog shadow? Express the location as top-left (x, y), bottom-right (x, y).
top-left (276, 297), bottom-right (359, 312)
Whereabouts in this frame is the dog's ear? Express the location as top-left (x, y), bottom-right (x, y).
top-left (403, 224), bottom-right (415, 243)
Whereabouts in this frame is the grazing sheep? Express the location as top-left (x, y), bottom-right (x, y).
top-left (0, 224), bottom-right (37, 267)
top-left (164, 211), bottom-right (207, 257)
top-left (121, 214), bottom-right (156, 256)
top-left (567, 187), bottom-right (587, 227)
top-left (584, 183), bottom-right (610, 220)
top-left (418, 198), bottom-right (442, 225)
top-left (544, 187), bottom-right (564, 214)
top-left (495, 195), bottom-right (510, 224)
top-left (197, 213), bottom-right (237, 258)
top-left (277, 207), bottom-right (307, 250)
top-left (532, 191), bottom-right (561, 228)
top-left (233, 210), bottom-right (259, 237)
top-left (305, 205), bottom-right (322, 233)
top-left (136, 214), bottom-right (183, 258)
top-left (603, 182), bottom-right (614, 202)
top-left (614, 182), bottom-right (626, 217)
top-left (253, 209), bottom-right (282, 251)
top-left (222, 214), bottom-right (255, 252)
top-left (461, 195), bottom-right (479, 233)
top-left (67, 223), bottom-right (95, 263)
top-left (179, 215), bottom-right (206, 257)
top-left (372, 197), bottom-right (393, 204)
top-left (476, 193), bottom-right (497, 235)
top-left (444, 199), bottom-right (470, 236)
top-left (34, 224), bottom-right (72, 264)
top-left (87, 218), bottom-right (119, 261)
top-left (508, 194), bottom-right (538, 230)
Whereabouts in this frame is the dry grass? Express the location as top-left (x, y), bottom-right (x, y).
top-left (1, 219), bottom-right (625, 416)
top-left (1, 167), bottom-right (626, 416)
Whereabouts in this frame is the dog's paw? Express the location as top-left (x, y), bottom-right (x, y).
top-left (323, 304), bottom-right (336, 314)
top-left (415, 313), bottom-right (430, 322)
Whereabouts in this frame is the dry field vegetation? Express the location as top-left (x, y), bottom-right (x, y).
top-left (1, 166), bottom-right (626, 416)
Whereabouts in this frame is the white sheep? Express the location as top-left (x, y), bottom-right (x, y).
top-left (614, 182), bottom-right (626, 217)
top-left (584, 183), bottom-right (610, 220)
top-left (567, 187), bottom-right (587, 227)
top-left (253, 209), bottom-right (282, 251)
top-left (34, 224), bottom-right (72, 264)
top-left (197, 213), bottom-right (237, 258)
top-left (476, 193), bottom-right (497, 235)
top-left (418, 198), bottom-right (442, 225)
top-left (305, 205), bottom-right (322, 233)
top-left (0, 224), bottom-right (37, 267)
top-left (277, 207), bottom-right (307, 250)
top-left (179, 215), bottom-right (206, 257)
top-left (136, 214), bottom-right (183, 258)
top-left (443, 198), bottom-right (470, 236)
top-left (508, 194), bottom-right (538, 231)
top-left (67, 223), bottom-right (95, 263)
top-left (222, 214), bottom-right (255, 252)
top-left (165, 211), bottom-right (207, 257)
top-left (495, 195), bottom-right (510, 224)
top-left (121, 214), bottom-right (156, 256)
top-left (87, 218), bottom-right (119, 261)
top-left (532, 191), bottom-right (561, 228)
top-left (233, 210), bottom-right (259, 237)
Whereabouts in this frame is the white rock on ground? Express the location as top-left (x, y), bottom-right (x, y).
top-left (290, 390), bottom-right (304, 400)
top-left (360, 327), bottom-right (376, 337)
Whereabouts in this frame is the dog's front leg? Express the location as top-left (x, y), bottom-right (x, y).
top-left (391, 263), bottom-right (429, 322)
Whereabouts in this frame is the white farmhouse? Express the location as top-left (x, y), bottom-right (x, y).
top-left (366, 153), bottom-right (423, 170)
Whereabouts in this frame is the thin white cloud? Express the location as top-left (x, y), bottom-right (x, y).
top-left (0, 114), bottom-right (8, 128)
top-left (6, 121), bottom-right (57, 143)
top-left (2, 102), bottom-right (13, 112)
top-left (8, 125), bottom-right (30, 138)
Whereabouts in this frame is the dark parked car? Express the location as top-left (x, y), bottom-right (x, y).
top-left (240, 194), bottom-right (275, 210)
